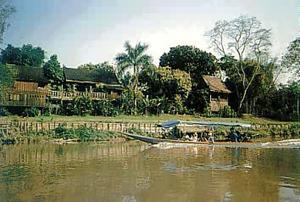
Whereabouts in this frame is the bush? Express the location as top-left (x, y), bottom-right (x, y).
top-left (289, 123), bottom-right (300, 138)
top-left (0, 107), bottom-right (10, 116)
top-left (218, 106), bottom-right (237, 118)
top-left (60, 96), bottom-right (93, 116)
top-left (22, 107), bottom-right (40, 117)
top-left (93, 100), bottom-right (119, 116)
top-left (73, 96), bottom-right (93, 116)
top-left (53, 125), bottom-right (121, 141)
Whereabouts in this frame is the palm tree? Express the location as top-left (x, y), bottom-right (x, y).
top-left (115, 41), bottom-right (152, 114)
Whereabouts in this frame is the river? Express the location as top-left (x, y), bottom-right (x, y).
top-left (0, 142), bottom-right (299, 202)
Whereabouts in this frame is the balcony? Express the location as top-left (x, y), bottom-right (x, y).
top-left (50, 91), bottom-right (119, 100)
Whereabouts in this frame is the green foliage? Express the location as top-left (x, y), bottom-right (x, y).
top-left (140, 66), bottom-right (192, 99)
top-left (22, 107), bottom-right (40, 117)
top-left (159, 45), bottom-right (218, 80)
top-left (290, 123), bottom-right (300, 138)
top-left (43, 55), bottom-right (64, 83)
top-left (120, 87), bottom-right (144, 115)
top-left (202, 106), bottom-right (212, 117)
top-left (187, 88), bottom-right (210, 113)
top-left (61, 101), bottom-right (76, 116)
top-left (0, 107), bottom-right (9, 116)
top-left (60, 96), bottom-right (93, 116)
top-left (93, 100), bottom-right (119, 116)
top-left (218, 106), bottom-right (237, 118)
top-left (1, 44), bottom-right (45, 67)
top-left (115, 41), bottom-right (152, 85)
top-left (73, 96), bottom-right (93, 116)
top-left (159, 46), bottom-right (218, 113)
top-left (0, 64), bottom-right (15, 97)
top-left (220, 57), bottom-right (276, 113)
top-left (115, 41), bottom-right (153, 114)
top-left (78, 62), bottom-right (119, 84)
top-left (282, 38), bottom-right (300, 73)
top-left (53, 125), bottom-right (121, 141)
top-left (257, 82), bottom-right (300, 121)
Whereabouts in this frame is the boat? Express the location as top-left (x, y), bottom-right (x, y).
top-left (123, 132), bottom-right (254, 146)
top-left (123, 132), bottom-right (210, 145)
top-left (159, 120), bottom-right (251, 129)
top-left (123, 120), bottom-right (253, 145)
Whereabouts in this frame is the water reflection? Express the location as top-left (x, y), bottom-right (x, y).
top-left (0, 142), bottom-right (299, 201)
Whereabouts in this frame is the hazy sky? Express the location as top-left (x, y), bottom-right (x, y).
top-left (3, 0), bottom-right (300, 67)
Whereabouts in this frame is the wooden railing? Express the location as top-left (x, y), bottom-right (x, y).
top-left (50, 91), bottom-right (119, 100)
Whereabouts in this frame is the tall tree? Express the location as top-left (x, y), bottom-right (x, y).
top-left (0, 0), bottom-right (15, 43)
top-left (0, 0), bottom-right (14, 101)
top-left (160, 45), bottom-right (219, 112)
top-left (140, 66), bottom-right (192, 100)
top-left (281, 38), bottom-right (300, 78)
top-left (0, 64), bottom-right (15, 99)
top-left (159, 45), bottom-right (218, 81)
top-left (115, 41), bottom-right (152, 113)
top-left (1, 44), bottom-right (45, 67)
top-left (206, 15), bottom-right (272, 112)
top-left (43, 55), bottom-right (64, 83)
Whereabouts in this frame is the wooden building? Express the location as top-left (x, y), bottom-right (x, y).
top-left (0, 65), bottom-right (49, 108)
top-left (0, 65), bottom-right (123, 109)
top-left (201, 75), bottom-right (231, 112)
top-left (50, 67), bottom-right (122, 101)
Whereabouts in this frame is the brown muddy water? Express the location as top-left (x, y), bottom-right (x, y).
top-left (0, 142), bottom-right (300, 202)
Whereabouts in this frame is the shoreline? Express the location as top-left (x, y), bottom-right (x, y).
top-left (1, 114), bottom-right (299, 145)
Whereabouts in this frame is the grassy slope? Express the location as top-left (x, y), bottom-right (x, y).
top-left (0, 114), bottom-right (291, 125)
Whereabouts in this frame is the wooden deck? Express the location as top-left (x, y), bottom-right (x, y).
top-left (50, 91), bottom-right (119, 100)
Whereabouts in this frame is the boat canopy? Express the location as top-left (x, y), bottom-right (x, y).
top-left (159, 120), bottom-right (251, 129)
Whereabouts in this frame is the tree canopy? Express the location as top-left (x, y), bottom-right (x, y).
top-left (0, 64), bottom-right (15, 98)
top-left (43, 55), bottom-right (64, 83)
top-left (206, 15), bottom-right (272, 112)
top-left (115, 41), bottom-right (152, 86)
top-left (78, 62), bottom-right (119, 84)
top-left (140, 66), bottom-right (192, 100)
top-left (1, 44), bottom-right (45, 67)
top-left (159, 45), bottom-right (218, 80)
top-left (282, 38), bottom-right (300, 77)
top-left (115, 41), bottom-right (152, 114)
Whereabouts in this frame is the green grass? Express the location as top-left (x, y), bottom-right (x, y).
top-left (0, 114), bottom-right (292, 125)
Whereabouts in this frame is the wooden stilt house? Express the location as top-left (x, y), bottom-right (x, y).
top-left (201, 75), bottom-right (231, 112)
top-left (0, 65), bottom-right (49, 108)
top-left (0, 65), bottom-right (123, 110)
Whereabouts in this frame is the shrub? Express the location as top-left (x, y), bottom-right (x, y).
top-left (53, 125), bottom-right (121, 141)
top-left (289, 123), bottom-right (300, 138)
top-left (93, 100), bottom-right (119, 116)
top-left (0, 107), bottom-right (10, 116)
top-left (73, 96), bottom-right (93, 116)
top-left (218, 106), bottom-right (237, 118)
top-left (22, 107), bottom-right (40, 117)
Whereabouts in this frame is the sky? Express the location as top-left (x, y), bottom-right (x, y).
top-left (3, 0), bottom-right (300, 68)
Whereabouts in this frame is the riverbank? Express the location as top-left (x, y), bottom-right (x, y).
top-left (0, 114), bottom-right (291, 125)
top-left (0, 125), bottom-right (129, 145)
top-left (0, 114), bottom-right (299, 145)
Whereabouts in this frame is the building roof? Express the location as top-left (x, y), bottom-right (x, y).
top-left (9, 64), bottom-right (49, 85)
top-left (63, 67), bottom-right (120, 85)
top-left (202, 75), bottom-right (231, 94)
